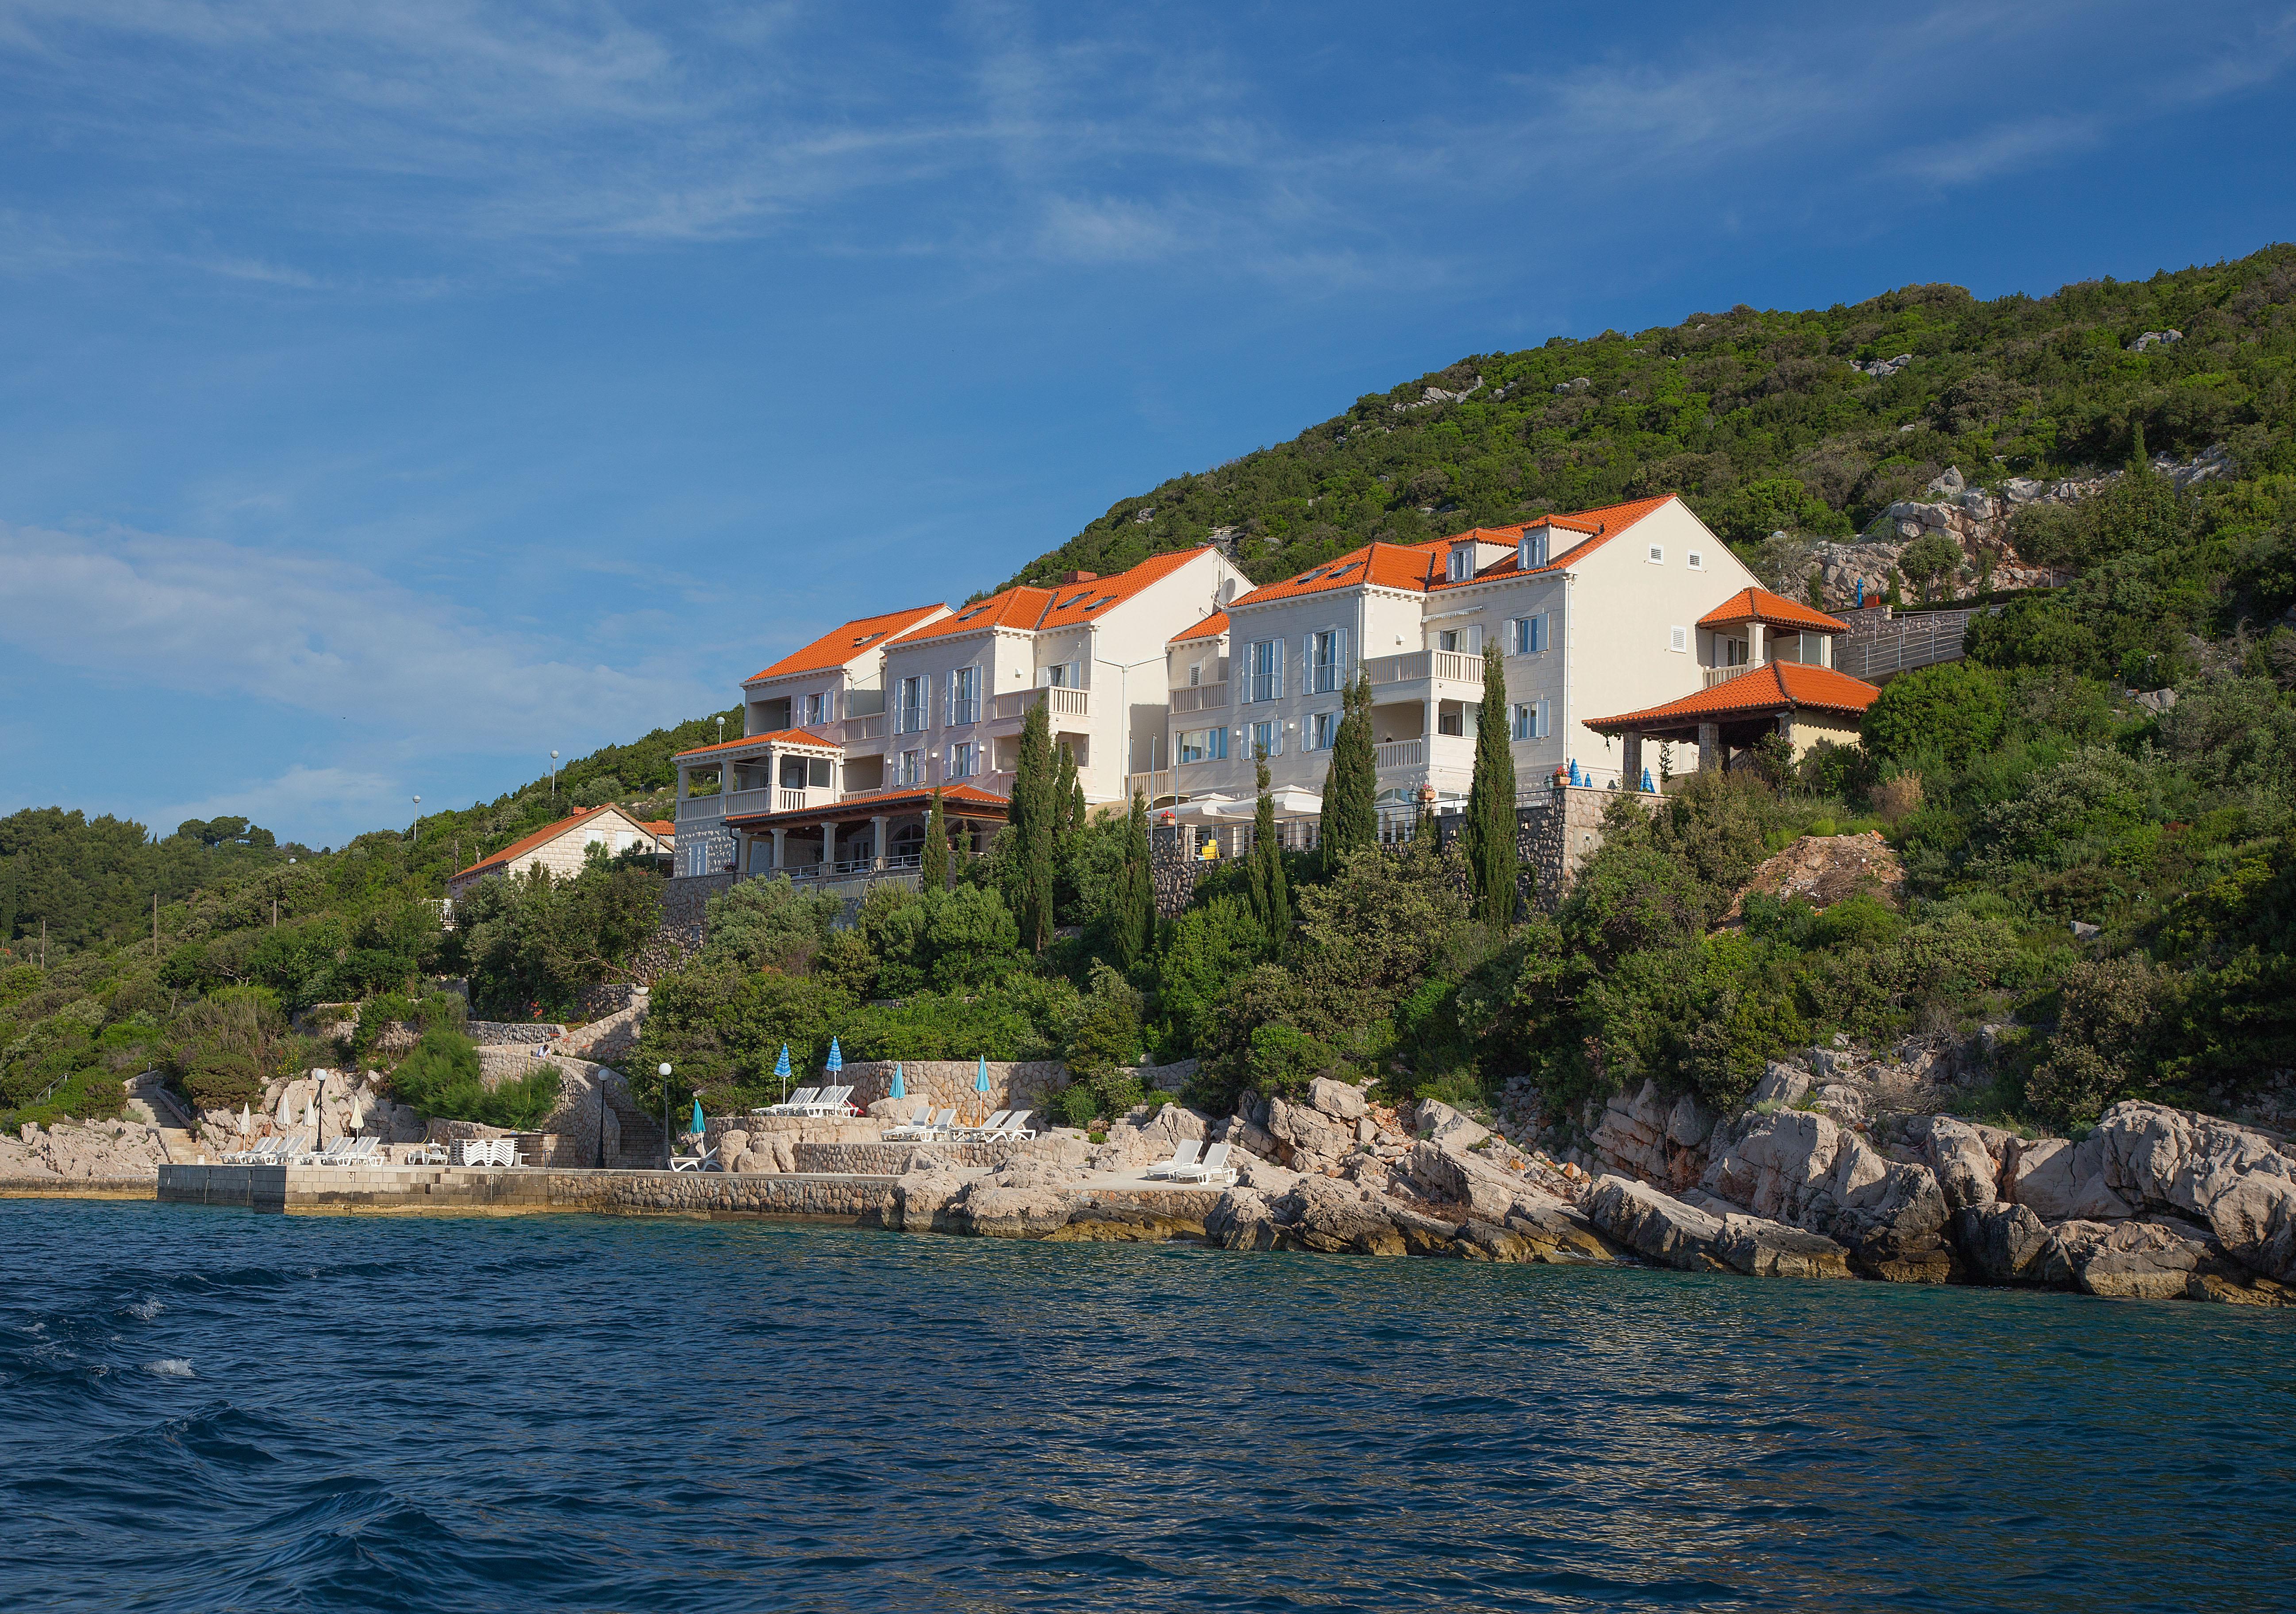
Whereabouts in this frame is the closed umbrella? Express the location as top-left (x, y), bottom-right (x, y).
top-left (889, 1062), bottom-right (905, 1101)
top-left (827, 1038), bottom-right (843, 1077)
top-left (773, 1043), bottom-right (792, 1103)
top-left (690, 1096), bottom-right (706, 1141)
top-left (974, 1055), bottom-right (990, 1125)
top-left (239, 1104), bottom-right (251, 1136)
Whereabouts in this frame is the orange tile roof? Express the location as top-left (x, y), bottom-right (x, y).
top-left (1698, 587), bottom-right (1851, 633)
top-left (899, 548), bottom-right (1215, 643)
top-left (1169, 609), bottom-right (1228, 643)
top-left (452, 804), bottom-right (658, 880)
top-left (639, 820), bottom-right (675, 838)
top-left (725, 781), bottom-right (1013, 826)
top-left (1587, 661), bottom-right (1882, 731)
top-left (744, 604), bottom-right (948, 683)
top-left (673, 727), bottom-right (840, 761)
top-left (1426, 495), bottom-right (1679, 591)
top-left (1227, 497), bottom-right (1682, 611)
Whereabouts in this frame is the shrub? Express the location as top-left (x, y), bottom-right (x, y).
top-left (2026, 956), bottom-right (2172, 1127)
top-left (1246, 1024), bottom-right (1342, 1098)
top-left (1861, 662), bottom-right (2006, 763)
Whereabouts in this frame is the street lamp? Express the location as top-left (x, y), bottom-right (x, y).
top-left (411, 795), bottom-right (421, 847)
top-left (550, 751), bottom-right (560, 806)
top-left (658, 1062), bottom-right (672, 1171)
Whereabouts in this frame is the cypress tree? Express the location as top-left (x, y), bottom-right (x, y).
top-left (1462, 644), bottom-right (1519, 926)
top-left (1247, 753), bottom-right (1289, 950)
top-left (1319, 670), bottom-right (1377, 868)
top-left (1009, 699), bottom-right (1056, 949)
top-left (1114, 789), bottom-right (1155, 966)
top-left (922, 786), bottom-right (950, 892)
top-left (1053, 742), bottom-right (1079, 845)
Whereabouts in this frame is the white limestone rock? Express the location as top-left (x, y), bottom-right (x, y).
top-left (1307, 1077), bottom-right (1367, 1123)
top-left (1702, 1109), bottom-right (1950, 1280)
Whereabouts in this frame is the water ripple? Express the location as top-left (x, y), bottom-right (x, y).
top-left (1, 1202), bottom-right (2292, 1611)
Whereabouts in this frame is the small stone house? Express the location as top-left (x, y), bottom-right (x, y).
top-left (448, 805), bottom-right (673, 899)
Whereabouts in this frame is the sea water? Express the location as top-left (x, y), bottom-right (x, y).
top-left (3, 1200), bottom-right (2291, 1612)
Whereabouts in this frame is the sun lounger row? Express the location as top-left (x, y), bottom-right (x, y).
top-left (220, 1132), bottom-right (306, 1165)
top-left (1145, 1140), bottom-right (1237, 1186)
top-left (450, 1137), bottom-right (525, 1167)
top-left (881, 1105), bottom-right (954, 1141)
top-left (749, 1085), bottom-right (856, 1118)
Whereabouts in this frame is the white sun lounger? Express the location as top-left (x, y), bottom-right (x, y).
top-left (800, 1085), bottom-right (855, 1117)
top-left (992, 1110), bottom-right (1036, 1141)
top-left (880, 1103), bottom-right (935, 1140)
top-left (669, 1142), bottom-right (717, 1173)
top-left (953, 1110), bottom-right (1011, 1142)
top-left (759, 1088), bottom-right (819, 1116)
top-left (1144, 1139), bottom-right (1202, 1180)
top-left (1169, 1141), bottom-right (1236, 1187)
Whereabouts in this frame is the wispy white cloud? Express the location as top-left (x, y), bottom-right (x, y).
top-left (1884, 114), bottom-right (2107, 186)
top-left (0, 518), bottom-right (715, 753)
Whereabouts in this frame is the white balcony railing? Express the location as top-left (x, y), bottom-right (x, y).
top-left (989, 685), bottom-right (1090, 723)
top-left (723, 787), bottom-right (776, 818)
top-left (1373, 738), bottom-right (1423, 770)
top-left (1703, 661), bottom-right (1762, 689)
top-left (842, 713), bottom-right (888, 742)
top-left (1169, 682), bottom-right (1227, 714)
top-left (678, 795), bottom-right (726, 822)
top-left (1365, 650), bottom-right (1482, 687)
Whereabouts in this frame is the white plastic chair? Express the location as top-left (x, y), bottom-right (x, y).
top-left (1145, 1139), bottom-right (1202, 1180)
top-left (1170, 1142), bottom-right (1236, 1186)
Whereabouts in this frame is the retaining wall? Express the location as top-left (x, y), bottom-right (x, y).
top-left (157, 1162), bottom-right (896, 1220)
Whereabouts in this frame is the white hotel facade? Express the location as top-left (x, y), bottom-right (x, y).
top-left (671, 495), bottom-right (1871, 883)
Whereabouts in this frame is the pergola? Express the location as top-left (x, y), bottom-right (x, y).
top-left (727, 782), bottom-right (1011, 876)
top-left (1587, 661), bottom-right (1882, 779)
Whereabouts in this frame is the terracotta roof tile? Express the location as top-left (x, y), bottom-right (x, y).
top-left (744, 604), bottom-right (949, 683)
top-left (1587, 661), bottom-right (1882, 730)
top-left (1169, 609), bottom-right (1229, 643)
top-left (726, 781), bottom-right (1012, 826)
top-left (898, 547), bottom-right (1214, 643)
top-left (673, 727), bottom-right (840, 761)
top-left (1697, 588), bottom-right (1852, 633)
top-left (452, 804), bottom-right (661, 880)
top-left (1425, 495), bottom-right (1679, 591)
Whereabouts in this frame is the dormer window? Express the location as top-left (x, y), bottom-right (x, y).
top-left (1520, 530), bottom-right (1549, 569)
top-left (1446, 547), bottom-right (1472, 582)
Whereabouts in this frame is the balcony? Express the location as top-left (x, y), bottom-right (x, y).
top-left (1373, 734), bottom-right (1476, 776)
top-left (677, 793), bottom-right (726, 823)
top-left (842, 712), bottom-right (889, 742)
top-left (1365, 650), bottom-right (1484, 688)
top-left (1702, 661), bottom-right (1762, 689)
top-left (1169, 681), bottom-right (1228, 715)
top-left (988, 685), bottom-right (1090, 725)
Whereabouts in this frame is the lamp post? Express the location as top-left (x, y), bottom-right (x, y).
top-left (658, 1062), bottom-right (672, 1170)
top-left (411, 795), bottom-right (421, 847)
top-left (550, 750), bottom-right (560, 806)
top-left (595, 1067), bottom-right (609, 1170)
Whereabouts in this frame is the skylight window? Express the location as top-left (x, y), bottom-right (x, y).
top-left (1061, 592), bottom-right (1092, 608)
top-left (1087, 596), bottom-right (1116, 611)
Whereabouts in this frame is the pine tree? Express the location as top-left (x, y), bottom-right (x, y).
top-left (1319, 669), bottom-right (1377, 869)
top-left (1247, 753), bottom-right (1289, 950)
top-left (1008, 699), bottom-right (1057, 949)
top-left (1462, 644), bottom-right (1518, 926)
top-left (1114, 789), bottom-right (1155, 966)
top-left (922, 786), bottom-right (950, 892)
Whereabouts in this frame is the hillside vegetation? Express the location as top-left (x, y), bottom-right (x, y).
top-left (7, 246), bottom-right (2296, 1140)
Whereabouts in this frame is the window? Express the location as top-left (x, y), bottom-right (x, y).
top-left (949, 666), bottom-right (980, 726)
top-left (1435, 625), bottom-right (1481, 655)
top-left (1250, 720), bottom-right (1279, 758)
top-left (1511, 614), bottom-right (1547, 654)
top-left (1178, 727), bottom-right (1227, 763)
top-left (1512, 700), bottom-right (1550, 741)
top-left (1519, 530), bottom-right (1548, 569)
top-left (1446, 546), bottom-right (1471, 582)
top-left (1246, 640), bottom-right (1282, 702)
top-left (949, 742), bottom-right (979, 779)
top-left (808, 757), bottom-right (832, 788)
top-left (1688, 550), bottom-right (1704, 570)
top-left (1648, 544), bottom-right (1665, 564)
top-left (803, 692), bottom-right (826, 725)
top-left (780, 757), bottom-right (807, 789)
top-left (899, 749), bottom-right (923, 786)
top-left (1188, 661), bottom-right (1203, 687)
top-left (1041, 662), bottom-right (1069, 688)
top-left (1308, 628), bottom-right (1345, 693)
top-left (1307, 711), bottom-right (1340, 750)
top-left (1669, 626), bottom-right (1689, 653)
top-left (1438, 628), bottom-right (1459, 652)
top-left (896, 675), bottom-right (928, 734)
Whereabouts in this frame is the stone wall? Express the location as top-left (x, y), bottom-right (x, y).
top-left (467, 1021), bottom-right (566, 1045)
top-left (1516, 785), bottom-right (1644, 911)
top-left (791, 1139), bottom-right (1035, 1175)
top-left (157, 1161), bottom-right (896, 1219)
top-left (800, 1059), bottom-right (1070, 1116)
top-left (1150, 826), bottom-right (1198, 918)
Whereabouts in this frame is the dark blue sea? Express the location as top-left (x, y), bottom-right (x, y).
top-left (4, 1202), bottom-right (2292, 1612)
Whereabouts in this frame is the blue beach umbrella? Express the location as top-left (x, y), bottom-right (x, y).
top-left (773, 1043), bottom-right (792, 1100)
top-left (691, 1097), bottom-right (706, 1138)
top-left (889, 1063), bottom-right (906, 1100)
top-left (974, 1054), bottom-right (990, 1122)
top-left (1640, 767), bottom-right (1655, 793)
top-left (1855, 578), bottom-right (1866, 607)
top-left (827, 1037), bottom-right (844, 1076)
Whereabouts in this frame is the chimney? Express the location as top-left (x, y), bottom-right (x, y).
top-left (1057, 570), bottom-right (1099, 585)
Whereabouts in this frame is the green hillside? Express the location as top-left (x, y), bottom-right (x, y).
top-left (8, 244), bottom-right (2296, 1139)
top-left (1011, 245), bottom-right (2296, 589)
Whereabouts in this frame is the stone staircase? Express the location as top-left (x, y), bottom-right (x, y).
top-left (155, 1126), bottom-right (200, 1162)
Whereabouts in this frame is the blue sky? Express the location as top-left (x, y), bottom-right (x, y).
top-left (3, 1), bottom-right (2292, 847)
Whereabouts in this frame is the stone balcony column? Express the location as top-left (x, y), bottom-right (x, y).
top-left (770, 827), bottom-right (786, 869)
top-left (821, 822), bottom-right (838, 869)
top-left (1749, 621), bottom-right (1765, 666)
top-left (1621, 730), bottom-right (1643, 789)
top-left (1697, 721), bottom-right (1721, 773)
top-left (871, 814), bottom-right (889, 869)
